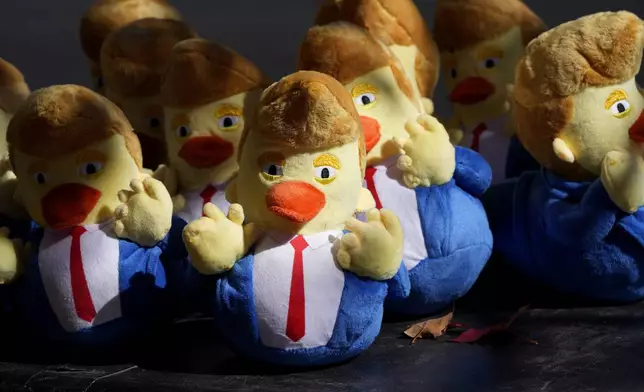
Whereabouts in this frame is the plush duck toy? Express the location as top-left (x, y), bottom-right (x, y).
top-left (0, 58), bottom-right (30, 226)
top-left (314, 0), bottom-right (440, 105)
top-left (298, 22), bottom-right (492, 316)
top-left (183, 71), bottom-right (409, 367)
top-left (0, 85), bottom-right (186, 346)
top-left (79, 0), bottom-right (182, 94)
top-left (433, 0), bottom-right (546, 182)
top-left (484, 11), bottom-right (644, 302)
top-left (100, 18), bottom-right (197, 171)
top-left (157, 38), bottom-right (270, 223)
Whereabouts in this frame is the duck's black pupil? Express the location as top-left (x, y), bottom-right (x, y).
top-left (617, 103), bottom-right (626, 113)
top-left (321, 168), bottom-right (330, 179)
top-left (86, 164), bottom-right (97, 175)
top-left (268, 165), bottom-right (278, 175)
top-left (361, 96), bottom-right (371, 105)
top-left (223, 117), bottom-right (234, 127)
top-left (37, 173), bottom-right (45, 184)
top-left (150, 118), bottom-right (161, 128)
top-left (180, 126), bottom-right (188, 136)
top-left (450, 68), bottom-right (457, 78)
top-left (485, 59), bottom-right (495, 68)
top-left (96, 77), bottom-right (104, 88)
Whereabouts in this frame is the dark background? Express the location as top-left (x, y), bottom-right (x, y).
top-left (0, 0), bottom-right (642, 120)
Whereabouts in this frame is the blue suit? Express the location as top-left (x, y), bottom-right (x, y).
top-left (505, 135), bottom-right (541, 179)
top-left (10, 217), bottom-right (188, 346)
top-left (483, 169), bottom-right (644, 302)
top-left (384, 147), bottom-right (493, 315)
top-left (215, 236), bottom-right (410, 367)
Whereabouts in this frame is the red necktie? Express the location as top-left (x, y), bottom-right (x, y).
top-left (286, 235), bottom-right (309, 342)
top-left (365, 166), bottom-right (383, 209)
top-left (70, 227), bottom-right (96, 323)
top-left (470, 123), bottom-right (487, 152)
top-left (200, 185), bottom-right (217, 217)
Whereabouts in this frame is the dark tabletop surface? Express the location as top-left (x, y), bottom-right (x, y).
top-left (2, 1), bottom-right (644, 391)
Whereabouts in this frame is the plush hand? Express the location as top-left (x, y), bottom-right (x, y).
top-left (0, 228), bottom-right (23, 284)
top-left (183, 203), bottom-right (258, 275)
top-left (172, 194), bottom-right (186, 213)
top-left (0, 171), bottom-right (28, 221)
top-left (394, 114), bottom-right (456, 188)
top-left (336, 209), bottom-right (403, 280)
top-left (600, 149), bottom-right (644, 213)
top-left (443, 116), bottom-right (464, 145)
top-left (113, 177), bottom-right (173, 247)
top-left (421, 97), bottom-right (434, 115)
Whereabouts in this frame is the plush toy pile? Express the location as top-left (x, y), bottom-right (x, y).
top-left (1, 0), bottom-right (643, 368)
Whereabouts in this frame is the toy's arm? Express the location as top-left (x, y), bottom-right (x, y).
top-left (336, 209), bottom-right (403, 280)
top-left (183, 203), bottom-right (258, 275)
top-left (0, 227), bottom-right (24, 285)
top-left (386, 264), bottom-right (411, 299)
top-left (452, 146), bottom-right (492, 197)
top-left (112, 177), bottom-right (173, 247)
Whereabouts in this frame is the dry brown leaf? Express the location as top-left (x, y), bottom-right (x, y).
top-left (404, 311), bottom-right (454, 344)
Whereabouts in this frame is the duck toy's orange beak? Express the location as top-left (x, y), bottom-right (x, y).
top-left (266, 181), bottom-right (326, 224)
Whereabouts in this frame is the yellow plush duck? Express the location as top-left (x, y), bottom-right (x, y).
top-left (314, 0), bottom-right (440, 106)
top-left (483, 11), bottom-right (644, 302)
top-left (0, 58), bottom-right (30, 226)
top-left (79, 0), bottom-right (182, 94)
top-left (433, 0), bottom-right (546, 182)
top-left (100, 18), bottom-right (197, 171)
top-left (298, 22), bottom-right (492, 316)
top-left (156, 38), bottom-right (270, 223)
top-left (182, 71), bottom-right (409, 366)
top-left (0, 85), bottom-right (185, 346)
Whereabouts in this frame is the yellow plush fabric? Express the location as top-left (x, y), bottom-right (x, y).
top-left (0, 227), bottom-right (23, 284)
top-left (514, 11), bottom-right (644, 182)
top-left (158, 38), bottom-right (270, 195)
top-left (0, 58), bottom-right (30, 157)
top-left (184, 71), bottom-right (403, 280)
top-left (7, 85), bottom-right (173, 246)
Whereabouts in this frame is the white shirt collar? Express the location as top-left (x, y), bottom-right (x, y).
top-left (266, 229), bottom-right (343, 250)
top-left (45, 219), bottom-right (114, 236)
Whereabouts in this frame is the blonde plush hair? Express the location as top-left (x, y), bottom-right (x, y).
top-left (298, 22), bottom-right (415, 103)
top-left (240, 71), bottom-right (366, 176)
top-left (0, 58), bottom-right (30, 114)
top-left (433, 0), bottom-right (546, 52)
top-left (100, 18), bottom-right (197, 98)
top-left (7, 85), bottom-right (143, 169)
top-left (314, 0), bottom-right (440, 97)
top-left (514, 11), bottom-right (644, 180)
top-left (79, 0), bottom-right (182, 65)
top-left (160, 38), bottom-right (271, 108)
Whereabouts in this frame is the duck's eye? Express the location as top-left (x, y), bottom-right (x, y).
top-left (149, 117), bottom-right (162, 129)
top-left (218, 115), bottom-right (240, 131)
top-left (354, 93), bottom-right (376, 108)
top-left (261, 163), bottom-right (284, 181)
top-left (480, 58), bottom-right (500, 69)
top-left (314, 166), bottom-right (337, 185)
top-left (78, 162), bottom-right (104, 176)
top-left (176, 125), bottom-right (191, 138)
top-left (610, 99), bottom-right (631, 118)
top-left (450, 68), bottom-right (457, 78)
top-left (96, 77), bottom-right (104, 89)
top-left (34, 172), bottom-right (46, 185)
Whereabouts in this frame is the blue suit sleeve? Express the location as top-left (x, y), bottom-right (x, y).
top-left (386, 264), bottom-right (410, 299)
top-left (452, 146), bottom-right (492, 197)
top-left (544, 179), bottom-right (621, 246)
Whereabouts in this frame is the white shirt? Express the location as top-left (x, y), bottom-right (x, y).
top-left (38, 222), bottom-right (122, 333)
top-left (363, 156), bottom-right (429, 271)
top-left (177, 182), bottom-right (230, 223)
top-left (252, 230), bottom-right (345, 349)
top-left (461, 116), bottom-right (510, 184)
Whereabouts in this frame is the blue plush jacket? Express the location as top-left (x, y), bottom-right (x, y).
top-left (215, 248), bottom-right (410, 367)
top-left (9, 217), bottom-right (188, 346)
top-left (484, 169), bottom-right (644, 302)
top-left (384, 147), bottom-right (493, 315)
top-left (505, 135), bottom-right (541, 179)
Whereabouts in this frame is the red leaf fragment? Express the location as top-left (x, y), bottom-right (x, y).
top-left (450, 305), bottom-right (531, 344)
